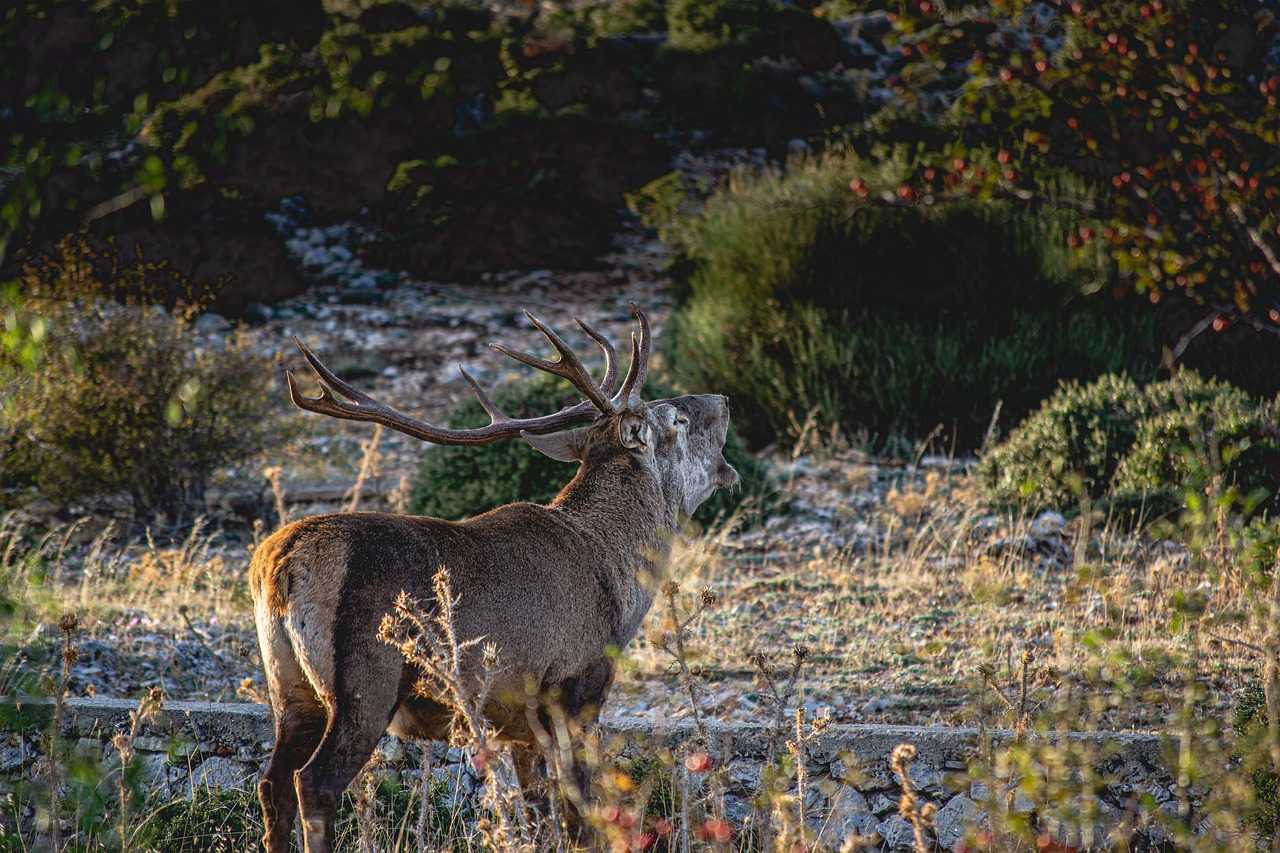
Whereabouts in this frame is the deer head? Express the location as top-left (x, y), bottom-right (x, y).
top-left (286, 305), bottom-right (738, 521)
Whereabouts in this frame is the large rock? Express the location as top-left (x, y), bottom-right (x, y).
top-left (933, 795), bottom-right (985, 851)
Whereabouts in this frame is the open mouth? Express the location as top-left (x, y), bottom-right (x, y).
top-left (717, 460), bottom-right (740, 489)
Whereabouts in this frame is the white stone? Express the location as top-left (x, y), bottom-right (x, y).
top-left (814, 787), bottom-right (878, 848)
top-left (877, 814), bottom-right (923, 850)
top-left (190, 756), bottom-right (255, 791)
top-left (933, 795), bottom-right (985, 851)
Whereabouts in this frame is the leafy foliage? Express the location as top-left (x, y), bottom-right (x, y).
top-left (409, 373), bottom-right (778, 526)
top-left (976, 373), bottom-right (1147, 510)
top-left (664, 150), bottom-right (1164, 450)
top-left (887, 0), bottom-right (1280, 329)
top-left (980, 369), bottom-right (1280, 517)
top-left (0, 243), bottom-right (285, 521)
top-left (666, 0), bottom-right (775, 50)
top-left (1233, 678), bottom-right (1280, 837)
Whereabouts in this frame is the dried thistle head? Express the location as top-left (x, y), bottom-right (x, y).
top-left (138, 686), bottom-right (165, 719)
top-left (661, 580), bottom-right (681, 599)
top-left (792, 644), bottom-right (810, 662)
top-left (699, 588), bottom-right (718, 608)
top-left (890, 743), bottom-right (918, 783)
top-left (58, 613), bottom-right (79, 634)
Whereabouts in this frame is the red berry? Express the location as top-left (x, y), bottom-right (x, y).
top-left (633, 831), bottom-right (658, 850)
top-left (685, 751), bottom-right (714, 773)
top-left (697, 819), bottom-right (733, 843)
top-left (997, 149), bottom-right (1011, 164)
top-left (1212, 315), bottom-right (1229, 332)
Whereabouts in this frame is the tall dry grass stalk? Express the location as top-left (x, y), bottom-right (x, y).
top-left (112, 685), bottom-right (164, 852)
top-left (47, 612), bottom-right (79, 852)
top-left (263, 465), bottom-right (289, 529)
top-left (345, 423), bottom-right (384, 513)
top-left (889, 744), bottom-right (934, 853)
top-left (378, 566), bottom-right (532, 851)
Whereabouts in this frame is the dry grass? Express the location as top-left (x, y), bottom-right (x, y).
top-left (616, 455), bottom-right (1260, 731)
top-left (4, 446), bottom-right (1264, 729)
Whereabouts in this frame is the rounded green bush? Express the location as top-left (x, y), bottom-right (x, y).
top-left (408, 373), bottom-right (779, 526)
top-left (980, 369), bottom-right (1280, 517)
top-left (1112, 380), bottom-right (1280, 516)
top-left (977, 373), bottom-right (1147, 510)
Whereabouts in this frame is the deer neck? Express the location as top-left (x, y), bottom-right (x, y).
top-left (551, 455), bottom-right (677, 641)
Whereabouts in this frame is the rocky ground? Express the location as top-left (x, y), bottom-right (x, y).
top-left (10, 136), bottom-right (1259, 732)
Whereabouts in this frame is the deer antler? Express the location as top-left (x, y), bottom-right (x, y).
top-left (612, 303), bottom-right (650, 408)
top-left (287, 307), bottom-right (648, 446)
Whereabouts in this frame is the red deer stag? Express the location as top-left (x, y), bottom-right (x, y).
top-left (250, 306), bottom-right (738, 853)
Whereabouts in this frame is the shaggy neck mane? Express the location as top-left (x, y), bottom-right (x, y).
top-left (549, 453), bottom-right (677, 635)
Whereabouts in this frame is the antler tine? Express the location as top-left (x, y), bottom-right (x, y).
top-left (294, 337), bottom-right (379, 408)
top-left (574, 318), bottom-right (620, 396)
top-left (286, 338), bottom-right (601, 446)
top-left (458, 364), bottom-right (509, 423)
top-left (613, 304), bottom-right (651, 408)
top-left (489, 311), bottom-right (614, 413)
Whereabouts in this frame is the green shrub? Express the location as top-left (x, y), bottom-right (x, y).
top-left (588, 0), bottom-right (669, 36)
top-left (666, 0), bottom-right (775, 50)
top-left (980, 370), bottom-right (1280, 517)
top-left (1233, 681), bottom-right (1280, 837)
top-left (1237, 518), bottom-right (1280, 585)
top-left (1112, 383), bottom-right (1280, 518)
top-left (0, 247), bottom-right (285, 522)
top-left (665, 150), bottom-right (1157, 451)
top-left (409, 373), bottom-right (778, 526)
top-left (976, 374), bottom-right (1147, 511)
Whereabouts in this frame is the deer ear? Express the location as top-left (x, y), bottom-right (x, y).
top-left (521, 429), bottom-right (586, 463)
top-left (618, 412), bottom-right (652, 450)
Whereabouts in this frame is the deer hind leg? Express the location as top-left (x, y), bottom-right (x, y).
top-left (257, 614), bottom-right (328, 853)
top-left (543, 657), bottom-right (618, 839)
top-left (260, 695), bottom-right (326, 853)
top-left (294, 640), bottom-right (405, 853)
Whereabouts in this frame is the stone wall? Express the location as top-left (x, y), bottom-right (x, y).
top-left (0, 697), bottom-right (1184, 850)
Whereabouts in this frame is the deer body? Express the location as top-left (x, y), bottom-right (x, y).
top-left (250, 308), bottom-right (736, 853)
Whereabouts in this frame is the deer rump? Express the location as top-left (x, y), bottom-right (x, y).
top-left (252, 504), bottom-right (645, 740)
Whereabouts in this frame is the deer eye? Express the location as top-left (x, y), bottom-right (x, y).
top-left (674, 415), bottom-right (689, 428)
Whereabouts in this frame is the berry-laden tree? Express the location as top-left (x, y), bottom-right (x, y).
top-left (867, 0), bottom-right (1280, 350)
